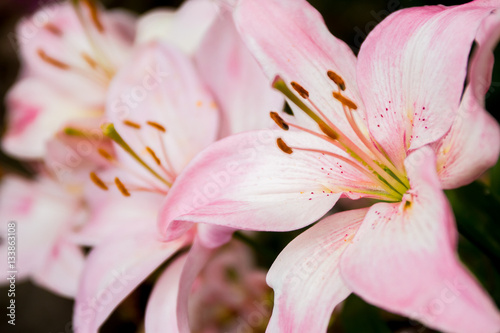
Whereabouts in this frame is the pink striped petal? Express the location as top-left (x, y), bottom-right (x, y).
top-left (267, 208), bottom-right (367, 332)
top-left (436, 9), bottom-right (500, 189)
top-left (357, 3), bottom-right (498, 170)
top-left (340, 146), bottom-right (500, 333)
top-left (158, 130), bottom-right (385, 240)
top-left (232, 0), bottom-right (364, 143)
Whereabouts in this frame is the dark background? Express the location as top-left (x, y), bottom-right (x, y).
top-left (1, 0), bottom-right (498, 332)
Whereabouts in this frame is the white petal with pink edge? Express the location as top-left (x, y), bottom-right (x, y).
top-left (232, 0), bottom-right (364, 143)
top-left (357, 4), bottom-right (499, 170)
top-left (158, 130), bottom-right (386, 240)
top-left (436, 9), bottom-right (500, 189)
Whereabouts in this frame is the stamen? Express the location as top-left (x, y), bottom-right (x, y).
top-left (44, 23), bottom-right (63, 36)
top-left (123, 119), bottom-right (141, 129)
top-left (90, 172), bottom-right (108, 190)
top-left (115, 177), bottom-right (130, 197)
top-left (270, 112), bottom-right (289, 130)
top-left (291, 82), bottom-right (309, 99)
top-left (81, 0), bottom-right (104, 33)
top-left (332, 92), bottom-right (357, 110)
top-left (277, 138), bottom-right (293, 154)
top-left (327, 71), bottom-right (346, 91)
top-left (318, 122), bottom-right (338, 140)
top-left (273, 77), bottom-right (329, 129)
top-left (146, 146), bottom-right (161, 166)
top-left (97, 148), bottom-right (114, 161)
top-left (37, 49), bottom-right (69, 70)
top-left (81, 52), bottom-right (98, 69)
top-left (147, 121), bottom-right (166, 133)
top-left (101, 123), bottom-right (172, 187)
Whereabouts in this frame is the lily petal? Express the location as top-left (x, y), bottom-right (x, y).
top-left (158, 130), bottom-right (385, 240)
top-left (146, 238), bottom-right (214, 333)
top-left (195, 9), bottom-right (283, 137)
top-left (17, 3), bottom-right (135, 105)
top-left (232, 0), bottom-right (363, 142)
top-left (73, 229), bottom-right (191, 332)
top-left (175, 238), bottom-right (215, 333)
top-left (340, 146), bottom-right (500, 333)
top-left (106, 41), bottom-right (219, 181)
top-left (75, 181), bottom-right (163, 246)
top-left (32, 239), bottom-right (85, 298)
top-left (145, 254), bottom-right (188, 333)
top-left (267, 208), bottom-right (367, 332)
top-left (0, 176), bottom-right (83, 287)
top-left (135, 0), bottom-right (218, 55)
top-left (357, 3), bottom-right (498, 170)
top-left (436, 9), bottom-right (500, 189)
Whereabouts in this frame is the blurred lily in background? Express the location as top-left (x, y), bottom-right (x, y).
top-left (72, 1), bottom-right (282, 332)
top-left (2, 0), bottom-right (136, 162)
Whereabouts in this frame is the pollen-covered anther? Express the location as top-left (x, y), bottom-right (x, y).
top-left (291, 82), bottom-right (309, 99)
top-left (327, 70), bottom-right (346, 91)
top-left (81, 0), bottom-right (104, 33)
top-left (115, 177), bottom-right (131, 197)
top-left (123, 119), bottom-right (141, 129)
top-left (81, 52), bottom-right (98, 69)
top-left (90, 172), bottom-right (108, 190)
top-left (146, 121), bottom-right (166, 133)
top-left (37, 49), bottom-right (69, 70)
top-left (318, 122), bottom-right (338, 140)
top-left (270, 112), bottom-right (289, 130)
top-left (146, 146), bottom-right (161, 165)
top-left (97, 148), bottom-right (114, 161)
top-left (44, 23), bottom-right (63, 36)
top-left (332, 92), bottom-right (358, 110)
top-left (277, 138), bottom-right (293, 154)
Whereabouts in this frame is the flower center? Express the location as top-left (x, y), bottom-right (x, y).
top-left (87, 121), bottom-right (176, 197)
top-left (270, 72), bottom-right (410, 202)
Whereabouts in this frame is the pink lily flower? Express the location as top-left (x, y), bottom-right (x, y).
top-left (157, 0), bottom-right (500, 332)
top-left (2, 1), bottom-right (136, 160)
top-left (0, 175), bottom-right (86, 297)
top-left (73, 6), bottom-right (282, 332)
